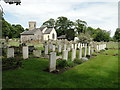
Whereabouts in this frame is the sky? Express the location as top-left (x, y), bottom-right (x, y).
top-left (0, 0), bottom-right (119, 37)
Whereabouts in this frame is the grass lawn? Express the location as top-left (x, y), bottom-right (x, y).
top-left (2, 49), bottom-right (119, 88)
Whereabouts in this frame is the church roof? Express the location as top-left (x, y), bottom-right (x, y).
top-left (21, 28), bottom-right (41, 35)
top-left (44, 28), bottom-right (53, 34)
top-left (21, 27), bottom-right (54, 35)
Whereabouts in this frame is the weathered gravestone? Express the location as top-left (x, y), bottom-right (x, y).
top-left (7, 48), bottom-right (14, 58)
top-left (62, 50), bottom-right (68, 60)
top-left (33, 50), bottom-right (41, 57)
top-left (49, 52), bottom-right (56, 72)
top-left (88, 46), bottom-right (91, 55)
top-left (84, 44), bottom-right (87, 57)
top-left (52, 45), bottom-right (56, 52)
top-left (49, 44), bottom-right (53, 50)
top-left (71, 49), bottom-right (76, 61)
top-left (58, 45), bottom-right (62, 53)
top-left (23, 46), bottom-right (28, 59)
top-left (79, 47), bottom-right (82, 59)
top-left (45, 45), bottom-right (48, 55)
top-left (75, 44), bottom-right (77, 49)
top-left (63, 44), bottom-right (67, 50)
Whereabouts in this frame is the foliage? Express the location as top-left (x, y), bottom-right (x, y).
top-left (57, 60), bottom-right (68, 68)
top-left (67, 60), bottom-right (75, 67)
top-left (42, 18), bottom-right (55, 28)
top-left (66, 29), bottom-right (75, 41)
top-left (42, 16), bottom-right (75, 40)
top-left (2, 17), bottom-right (24, 38)
top-left (73, 59), bottom-right (83, 64)
top-left (93, 28), bottom-right (110, 42)
top-left (86, 55), bottom-right (91, 59)
top-left (75, 19), bottom-right (87, 34)
top-left (77, 33), bottom-right (92, 43)
top-left (2, 57), bottom-right (22, 70)
top-left (113, 28), bottom-right (120, 42)
top-left (3, 0), bottom-right (21, 5)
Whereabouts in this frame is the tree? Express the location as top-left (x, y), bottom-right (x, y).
top-left (42, 18), bottom-right (55, 28)
top-left (75, 19), bottom-right (87, 34)
top-left (3, 0), bottom-right (21, 5)
top-left (93, 28), bottom-right (110, 42)
top-left (2, 17), bottom-right (24, 38)
top-left (66, 29), bottom-right (75, 41)
top-left (12, 24), bottom-right (24, 38)
top-left (77, 33), bottom-right (92, 44)
top-left (113, 28), bottom-right (120, 42)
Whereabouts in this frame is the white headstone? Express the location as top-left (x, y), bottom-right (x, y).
top-left (45, 45), bottom-right (48, 55)
top-left (84, 44), bottom-right (87, 57)
top-left (75, 44), bottom-right (77, 49)
top-left (62, 50), bottom-right (68, 60)
top-left (49, 52), bottom-right (56, 72)
top-left (7, 48), bottom-right (14, 58)
top-left (33, 50), bottom-right (41, 57)
top-left (63, 44), bottom-right (67, 50)
top-left (23, 46), bottom-right (28, 59)
top-left (79, 47), bottom-right (82, 59)
top-left (52, 45), bottom-right (56, 52)
top-left (71, 49), bottom-right (76, 61)
top-left (58, 45), bottom-right (62, 53)
top-left (88, 46), bottom-right (91, 55)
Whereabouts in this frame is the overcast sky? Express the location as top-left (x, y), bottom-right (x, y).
top-left (0, 0), bottom-right (119, 37)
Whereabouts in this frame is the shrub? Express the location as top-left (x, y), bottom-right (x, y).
top-left (57, 60), bottom-right (68, 68)
top-left (67, 60), bottom-right (75, 67)
top-left (105, 48), bottom-right (108, 50)
top-left (73, 58), bottom-right (83, 64)
top-left (2, 57), bottom-right (23, 70)
top-left (86, 55), bottom-right (91, 59)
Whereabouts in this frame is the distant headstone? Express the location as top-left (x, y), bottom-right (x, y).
top-left (71, 49), bottom-right (76, 61)
top-left (84, 44), bottom-right (87, 57)
top-left (63, 44), bottom-right (67, 50)
top-left (79, 47), bottom-right (82, 59)
top-left (7, 48), bottom-right (14, 58)
top-left (49, 44), bottom-right (53, 50)
top-left (58, 45), bottom-right (62, 53)
top-left (75, 44), bottom-right (77, 49)
top-left (23, 46), bottom-right (28, 59)
top-left (52, 45), bottom-right (56, 52)
top-left (33, 50), bottom-right (41, 57)
top-left (62, 50), bottom-right (68, 60)
top-left (49, 52), bottom-right (56, 72)
top-left (45, 45), bottom-right (48, 55)
top-left (88, 46), bottom-right (91, 55)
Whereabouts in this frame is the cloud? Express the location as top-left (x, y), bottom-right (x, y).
top-left (0, 0), bottom-right (118, 36)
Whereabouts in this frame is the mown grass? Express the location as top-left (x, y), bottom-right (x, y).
top-left (2, 49), bottom-right (119, 88)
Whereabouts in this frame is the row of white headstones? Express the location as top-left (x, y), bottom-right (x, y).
top-left (6, 43), bottom-right (107, 72)
top-left (47, 43), bottom-right (107, 72)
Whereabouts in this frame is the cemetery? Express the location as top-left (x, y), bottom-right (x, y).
top-left (0, 0), bottom-right (119, 88)
top-left (1, 38), bottom-right (119, 88)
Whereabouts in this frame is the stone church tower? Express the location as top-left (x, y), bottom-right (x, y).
top-left (29, 21), bottom-right (36, 30)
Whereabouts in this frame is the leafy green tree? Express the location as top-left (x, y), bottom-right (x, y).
top-left (93, 28), bottom-right (110, 42)
top-left (2, 17), bottom-right (24, 38)
top-left (2, 17), bottom-right (12, 38)
top-left (12, 24), bottom-right (24, 38)
top-left (42, 18), bottom-right (55, 28)
top-left (75, 19), bottom-right (87, 34)
top-left (77, 33), bottom-right (92, 44)
top-left (113, 28), bottom-right (120, 42)
top-left (55, 16), bottom-right (75, 40)
top-left (66, 29), bottom-right (75, 41)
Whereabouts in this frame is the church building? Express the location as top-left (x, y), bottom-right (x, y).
top-left (20, 21), bottom-right (57, 42)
